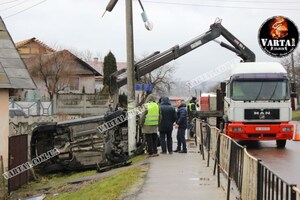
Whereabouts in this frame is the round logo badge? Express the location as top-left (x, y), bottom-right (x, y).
top-left (258, 16), bottom-right (299, 57)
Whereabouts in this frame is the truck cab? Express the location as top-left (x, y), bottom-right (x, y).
top-left (223, 62), bottom-right (293, 148)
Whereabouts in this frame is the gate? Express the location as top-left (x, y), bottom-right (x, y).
top-left (8, 135), bottom-right (28, 192)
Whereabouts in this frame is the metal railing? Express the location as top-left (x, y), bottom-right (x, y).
top-left (257, 161), bottom-right (297, 200)
top-left (196, 119), bottom-right (300, 200)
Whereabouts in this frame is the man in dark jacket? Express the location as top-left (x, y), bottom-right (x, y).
top-left (159, 96), bottom-right (177, 154)
top-left (174, 99), bottom-right (188, 153)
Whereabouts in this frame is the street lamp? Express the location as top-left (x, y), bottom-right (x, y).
top-left (141, 11), bottom-right (153, 31)
top-left (102, 0), bottom-right (154, 32)
top-left (102, 0), bottom-right (153, 155)
top-left (102, 0), bottom-right (118, 17)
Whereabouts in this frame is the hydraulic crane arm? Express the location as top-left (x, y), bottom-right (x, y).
top-left (112, 20), bottom-right (256, 90)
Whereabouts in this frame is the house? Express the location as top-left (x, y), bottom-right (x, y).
top-left (87, 57), bottom-right (127, 93)
top-left (0, 16), bottom-right (35, 180)
top-left (14, 38), bottom-right (101, 100)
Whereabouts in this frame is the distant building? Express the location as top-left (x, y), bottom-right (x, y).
top-left (13, 38), bottom-right (101, 100)
top-left (168, 96), bottom-right (189, 106)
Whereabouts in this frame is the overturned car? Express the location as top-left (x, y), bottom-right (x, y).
top-left (30, 110), bottom-right (143, 173)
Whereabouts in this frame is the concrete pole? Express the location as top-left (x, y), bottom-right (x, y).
top-left (0, 89), bottom-right (9, 171)
top-left (126, 0), bottom-right (136, 155)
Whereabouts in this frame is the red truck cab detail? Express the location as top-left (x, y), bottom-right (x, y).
top-left (225, 122), bottom-right (293, 140)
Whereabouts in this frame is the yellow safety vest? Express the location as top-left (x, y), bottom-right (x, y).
top-left (144, 102), bottom-right (159, 126)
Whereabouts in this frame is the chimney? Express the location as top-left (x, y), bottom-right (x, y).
top-left (93, 57), bottom-right (98, 63)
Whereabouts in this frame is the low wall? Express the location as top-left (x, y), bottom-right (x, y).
top-left (9, 93), bottom-right (110, 117)
top-left (54, 93), bottom-right (109, 116)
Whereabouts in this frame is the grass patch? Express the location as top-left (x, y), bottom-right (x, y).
top-left (45, 165), bottom-right (148, 200)
top-left (20, 170), bottom-right (97, 190)
top-left (129, 154), bottom-right (146, 165)
top-left (15, 154), bottom-right (147, 199)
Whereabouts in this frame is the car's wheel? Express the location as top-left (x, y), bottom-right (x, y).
top-left (276, 140), bottom-right (286, 148)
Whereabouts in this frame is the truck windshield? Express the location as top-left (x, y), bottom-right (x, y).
top-left (231, 80), bottom-right (289, 101)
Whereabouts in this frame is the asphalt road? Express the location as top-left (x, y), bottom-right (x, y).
top-left (245, 140), bottom-right (300, 187)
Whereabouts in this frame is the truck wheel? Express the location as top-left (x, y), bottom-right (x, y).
top-left (276, 140), bottom-right (286, 148)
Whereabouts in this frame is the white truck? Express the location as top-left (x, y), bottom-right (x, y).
top-left (222, 62), bottom-right (294, 148)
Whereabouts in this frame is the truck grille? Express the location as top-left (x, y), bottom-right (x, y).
top-left (244, 109), bottom-right (280, 120)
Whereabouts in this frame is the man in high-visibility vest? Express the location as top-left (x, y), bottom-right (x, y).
top-left (187, 97), bottom-right (199, 138)
top-left (140, 94), bottom-right (159, 157)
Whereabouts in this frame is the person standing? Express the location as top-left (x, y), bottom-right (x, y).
top-left (187, 97), bottom-right (199, 138)
top-left (159, 96), bottom-right (177, 154)
top-left (174, 99), bottom-right (188, 153)
top-left (140, 94), bottom-right (160, 157)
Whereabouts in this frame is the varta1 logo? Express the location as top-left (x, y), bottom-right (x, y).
top-left (258, 16), bottom-right (299, 57)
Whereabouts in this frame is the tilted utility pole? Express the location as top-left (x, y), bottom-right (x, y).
top-left (126, 0), bottom-right (136, 155)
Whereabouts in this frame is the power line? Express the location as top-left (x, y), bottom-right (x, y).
top-left (0, 0), bottom-right (32, 12)
top-left (189, 0), bottom-right (300, 3)
top-left (3, 0), bottom-right (48, 19)
top-left (0, 0), bottom-right (22, 6)
top-left (142, 0), bottom-right (300, 11)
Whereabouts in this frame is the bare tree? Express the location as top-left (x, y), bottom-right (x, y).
top-left (281, 50), bottom-right (300, 101)
top-left (27, 50), bottom-right (77, 100)
top-left (70, 48), bottom-right (102, 62)
top-left (139, 64), bottom-right (176, 104)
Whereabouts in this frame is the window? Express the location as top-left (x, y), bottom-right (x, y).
top-left (69, 77), bottom-right (80, 91)
top-left (231, 80), bottom-right (289, 101)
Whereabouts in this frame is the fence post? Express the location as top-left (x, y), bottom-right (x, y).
top-left (200, 121), bottom-right (205, 160)
top-left (11, 99), bottom-right (15, 108)
top-left (257, 159), bottom-right (263, 200)
top-left (83, 94), bottom-right (87, 115)
top-left (214, 133), bottom-right (221, 188)
top-left (206, 124), bottom-right (211, 167)
top-left (227, 140), bottom-right (234, 200)
top-left (291, 184), bottom-right (297, 200)
top-left (52, 93), bottom-right (57, 114)
top-left (37, 100), bottom-right (41, 116)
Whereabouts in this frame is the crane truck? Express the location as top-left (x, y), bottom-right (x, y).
top-left (110, 19), bottom-right (294, 148)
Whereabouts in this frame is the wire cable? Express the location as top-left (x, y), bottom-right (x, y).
top-left (185, 0), bottom-right (300, 3)
top-left (142, 0), bottom-right (300, 11)
top-left (0, 0), bottom-right (22, 6)
top-left (3, 0), bottom-right (48, 19)
top-left (0, 0), bottom-right (32, 12)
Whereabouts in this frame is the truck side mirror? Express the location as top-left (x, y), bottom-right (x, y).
top-left (220, 82), bottom-right (226, 95)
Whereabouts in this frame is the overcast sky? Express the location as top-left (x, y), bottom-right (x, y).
top-left (1, 0), bottom-right (300, 81)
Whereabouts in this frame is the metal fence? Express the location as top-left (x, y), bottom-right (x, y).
top-left (257, 161), bottom-right (297, 200)
top-left (196, 119), bottom-right (300, 200)
top-left (9, 100), bottom-right (53, 116)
